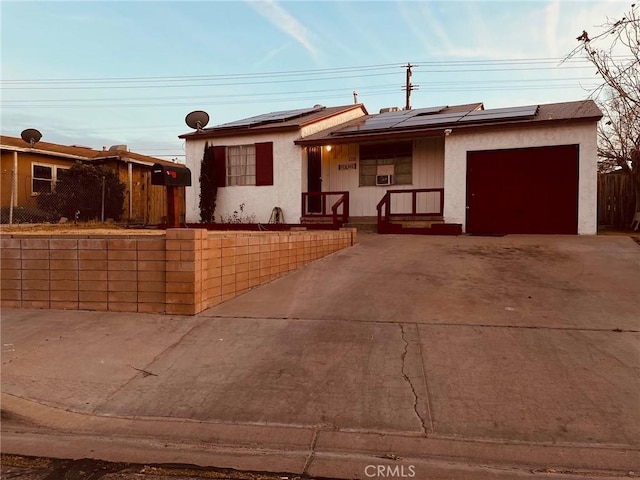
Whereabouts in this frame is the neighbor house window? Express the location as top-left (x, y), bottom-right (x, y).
top-left (32, 163), bottom-right (69, 194)
top-left (359, 142), bottom-right (413, 186)
top-left (226, 145), bottom-right (256, 186)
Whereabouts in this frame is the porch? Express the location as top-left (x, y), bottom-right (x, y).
top-left (300, 189), bottom-right (462, 235)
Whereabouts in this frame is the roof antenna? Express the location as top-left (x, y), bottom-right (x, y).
top-left (185, 111), bottom-right (210, 132)
top-left (20, 128), bottom-right (42, 148)
top-left (353, 90), bottom-right (359, 104)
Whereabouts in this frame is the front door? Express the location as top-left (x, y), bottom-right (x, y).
top-left (307, 146), bottom-right (322, 213)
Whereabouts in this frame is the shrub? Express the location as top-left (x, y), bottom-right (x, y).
top-left (220, 203), bottom-right (256, 223)
top-left (199, 143), bottom-right (218, 223)
top-left (35, 162), bottom-right (125, 221)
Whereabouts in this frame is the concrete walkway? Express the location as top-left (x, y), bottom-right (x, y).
top-left (2, 234), bottom-right (639, 479)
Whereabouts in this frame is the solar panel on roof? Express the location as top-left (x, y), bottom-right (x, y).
top-left (332, 105), bottom-right (450, 135)
top-left (459, 105), bottom-right (538, 123)
top-left (411, 105), bottom-right (448, 116)
top-left (332, 115), bottom-right (406, 135)
top-left (333, 121), bottom-right (402, 135)
top-left (331, 104), bottom-right (538, 137)
top-left (393, 112), bottom-right (466, 128)
top-left (217, 105), bottom-right (325, 129)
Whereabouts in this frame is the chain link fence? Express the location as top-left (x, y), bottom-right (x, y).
top-left (1, 170), bottom-right (121, 225)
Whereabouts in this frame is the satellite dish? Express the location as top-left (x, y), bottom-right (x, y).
top-left (21, 128), bottom-right (42, 147)
top-left (185, 110), bottom-right (209, 131)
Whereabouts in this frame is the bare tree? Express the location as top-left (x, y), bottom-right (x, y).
top-left (565, 4), bottom-right (639, 218)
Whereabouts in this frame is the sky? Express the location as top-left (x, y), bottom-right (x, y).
top-left (0, 0), bottom-right (632, 162)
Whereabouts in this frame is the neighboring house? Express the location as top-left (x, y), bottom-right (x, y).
top-left (0, 136), bottom-right (186, 224)
top-left (181, 100), bottom-right (602, 234)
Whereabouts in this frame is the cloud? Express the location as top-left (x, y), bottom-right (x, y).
top-left (252, 43), bottom-right (291, 70)
top-left (544, 0), bottom-right (561, 57)
top-left (398, 1), bottom-right (452, 56)
top-left (247, 0), bottom-right (318, 57)
top-left (400, 1), bottom-right (565, 60)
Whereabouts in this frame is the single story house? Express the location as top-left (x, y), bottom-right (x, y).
top-left (0, 136), bottom-right (186, 224)
top-left (181, 100), bottom-right (602, 234)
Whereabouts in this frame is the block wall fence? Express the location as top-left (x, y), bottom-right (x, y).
top-left (0, 228), bottom-right (357, 315)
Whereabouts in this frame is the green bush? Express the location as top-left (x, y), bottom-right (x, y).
top-left (199, 143), bottom-right (218, 223)
top-left (35, 162), bottom-right (125, 221)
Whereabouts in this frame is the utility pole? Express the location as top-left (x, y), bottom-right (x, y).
top-left (402, 63), bottom-right (418, 110)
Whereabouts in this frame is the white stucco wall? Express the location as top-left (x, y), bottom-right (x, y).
top-left (300, 107), bottom-right (366, 137)
top-left (184, 107), bottom-right (367, 224)
top-left (443, 122), bottom-right (599, 234)
top-left (185, 130), bottom-right (302, 224)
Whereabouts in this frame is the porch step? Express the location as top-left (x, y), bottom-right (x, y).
top-left (390, 215), bottom-right (444, 222)
top-left (343, 216), bottom-right (377, 232)
top-left (395, 220), bottom-right (444, 228)
top-left (379, 222), bottom-right (463, 235)
top-left (300, 217), bottom-right (334, 224)
top-left (344, 222), bottom-right (377, 233)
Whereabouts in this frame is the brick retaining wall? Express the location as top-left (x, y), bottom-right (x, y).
top-left (0, 228), bottom-right (356, 315)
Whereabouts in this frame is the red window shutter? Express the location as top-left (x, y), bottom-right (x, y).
top-left (255, 142), bottom-right (273, 186)
top-left (213, 146), bottom-right (226, 187)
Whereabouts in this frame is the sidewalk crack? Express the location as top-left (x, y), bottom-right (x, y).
top-left (302, 426), bottom-right (319, 475)
top-left (399, 323), bottom-right (428, 435)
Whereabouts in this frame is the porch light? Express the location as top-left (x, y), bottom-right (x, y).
top-left (325, 145), bottom-right (332, 152)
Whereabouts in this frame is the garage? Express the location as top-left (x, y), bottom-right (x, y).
top-left (466, 144), bottom-right (579, 234)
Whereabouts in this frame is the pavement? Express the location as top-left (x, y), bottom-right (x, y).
top-left (1, 233), bottom-right (639, 479)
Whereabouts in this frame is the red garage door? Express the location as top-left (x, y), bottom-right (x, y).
top-left (466, 145), bottom-right (579, 234)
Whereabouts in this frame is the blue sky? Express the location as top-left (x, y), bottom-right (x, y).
top-left (0, 1), bottom-right (631, 161)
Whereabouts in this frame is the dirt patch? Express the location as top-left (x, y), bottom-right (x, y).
top-left (0, 454), bottom-right (312, 480)
top-left (0, 224), bottom-right (164, 236)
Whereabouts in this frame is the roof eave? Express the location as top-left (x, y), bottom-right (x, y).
top-left (0, 144), bottom-right (91, 162)
top-left (179, 104), bottom-right (368, 140)
top-left (179, 124), bottom-right (300, 140)
top-left (294, 115), bottom-right (602, 147)
top-left (92, 155), bottom-right (157, 167)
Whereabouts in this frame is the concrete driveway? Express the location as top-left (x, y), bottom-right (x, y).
top-left (2, 234), bottom-right (639, 479)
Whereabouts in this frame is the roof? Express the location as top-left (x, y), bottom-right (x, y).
top-left (179, 104), bottom-right (368, 140)
top-left (0, 135), bottom-right (178, 167)
top-left (295, 100), bottom-right (602, 146)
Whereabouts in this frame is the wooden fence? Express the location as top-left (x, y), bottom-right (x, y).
top-left (0, 171), bottom-right (185, 225)
top-left (597, 173), bottom-right (638, 228)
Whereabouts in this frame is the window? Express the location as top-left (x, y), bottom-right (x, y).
top-left (32, 163), bottom-right (69, 194)
top-left (226, 145), bottom-right (256, 186)
top-left (216, 142), bottom-right (273, 187)
top-left (359, 142), bottom-right (413, 186)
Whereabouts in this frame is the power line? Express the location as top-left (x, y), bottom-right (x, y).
top-left (1, 83), bottom-right (601, 110)
top-left (0, 84), bottom-right (402, 104)
top-left (0, 77), bottom-right (603, 106)
top-left (0, 71), bottom-right (402, 90)
top-left (1, 57), bottom-right (622, 91)
top-left (0, 63), bottom-right (405, 84)
top-left (4, 56), bottom-right (629, 85)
